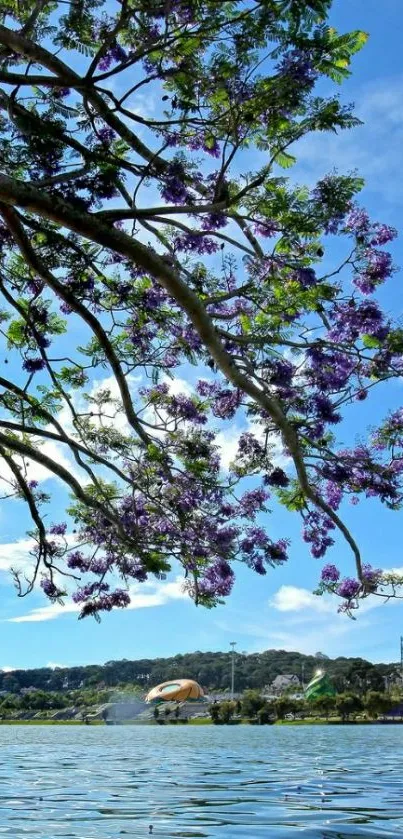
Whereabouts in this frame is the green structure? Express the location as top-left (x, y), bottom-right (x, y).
top-left (305, 670), bottom-right (336, 701)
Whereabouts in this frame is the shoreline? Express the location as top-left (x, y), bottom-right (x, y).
top-left (0, 717), bottom-right (402, 726)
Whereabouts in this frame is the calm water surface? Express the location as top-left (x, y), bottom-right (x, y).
top-left (0, 724), bottom-right (402, 838)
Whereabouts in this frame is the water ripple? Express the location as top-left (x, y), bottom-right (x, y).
top-left (0, 725), bottom-right (401, 837)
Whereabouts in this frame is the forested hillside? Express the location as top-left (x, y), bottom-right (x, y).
top-left (0, 650), bottom-right (399, 695)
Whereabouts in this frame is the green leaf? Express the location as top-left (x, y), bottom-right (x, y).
top-left (274, 150), bottom-right (297, 169)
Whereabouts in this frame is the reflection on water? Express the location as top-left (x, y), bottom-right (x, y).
top-left (0, 724), bottom-right (401, 838)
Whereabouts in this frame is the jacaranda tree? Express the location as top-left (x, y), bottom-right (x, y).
top-left (0, 0), bottom-right (401, 618)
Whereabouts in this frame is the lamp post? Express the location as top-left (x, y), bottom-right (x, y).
top-left (230, 641), bottom-right (236, 699)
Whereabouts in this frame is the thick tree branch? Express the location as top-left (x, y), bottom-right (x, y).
top-left (0, 203), bottom-right (151, 446)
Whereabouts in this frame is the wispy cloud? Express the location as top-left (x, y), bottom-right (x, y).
top-left (0, 538), bottom-right (37, 576)
top-left (294, 75), bottom-right (403, 205)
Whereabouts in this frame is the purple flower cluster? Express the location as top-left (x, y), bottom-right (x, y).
top-left (324, 481), bottom-right (343, 510)
top-left (198, 560), bottom-right (234, 598)
top-left (187, 134), bottom-right (221, 158)
top-left (253, 220), bottom-right (277, 238)
top-left (328, 300), bottom-right (389, 343)
top-left (307, 347), bottom-right (355, 392)
top-left (79, 589), bottom-right (131, 618)
top-left (169, 394), bottom-right (207, 425)
top-left (160, 161), bottom-right (191, 205)
top-left (49, 523), bottom-right (67, 536)
top-left (362, 563), bottom-right (382, 587)
top-left (337, 577), bottom-right (360, 600)
top-left (264, 467), bottom-right (289, 488)
top-left (302, 510), bottom-right (335, 558)
top-left (321, 564), bottom-right (340, 583)
top-left (98, 43), bottom-right (127, 72)
top-left (201, 213), bottom-right (227, 230)
top-left (40, 578), bottom-right (64, 599)
top-left (239, 487), bottom-right (270, 518)
top-left (278, 49), bottom-right (317, 88)
top-left (174, 234), bottom-right (219, 254)
top-left (97, 126), bottom-right (116, 144)
top-left (23, 357), bottom-right (46, 373)
top-left (197, 381), bottom-right (240, 419)
top-left (312, 394), bottom-right (341, 425)
top-left (297, 267), bottom-right (317, 288)
top-left (66, 551), bottom-right (91, 572)
top-left (354, 249), bottom-right (394, 294)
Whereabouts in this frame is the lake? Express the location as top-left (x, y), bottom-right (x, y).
top-left (0, 724), bottom-right (402, 837)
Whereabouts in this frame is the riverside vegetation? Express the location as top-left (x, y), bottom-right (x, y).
top-left (1, 650), bottom-right (402, 722)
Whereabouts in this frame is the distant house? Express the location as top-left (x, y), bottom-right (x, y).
top-left (271, 674), bottom-right (300, 692)
top-left (383, 671), bottom-right (403, 689)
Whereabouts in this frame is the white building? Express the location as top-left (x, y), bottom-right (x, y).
top-left (271, 674), bottom-right (300, 693)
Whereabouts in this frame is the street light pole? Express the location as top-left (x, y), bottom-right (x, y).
top-left (230, 641), bottom-right (236, 699)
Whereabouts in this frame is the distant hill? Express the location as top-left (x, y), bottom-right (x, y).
top-left (0, 649), bottom-right (400, 695)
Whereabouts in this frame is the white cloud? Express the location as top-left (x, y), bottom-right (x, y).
top-left (7, 575), bottom-right (187, 623)
top-left (270, 585), bottom-right (334, 614)
top-left (215, 425), bottom-right (244, 471)
top-left (163, 376), bottom-right (193, 397)
top-left (0, 437), bottom-right (83, 491)
top-left (0, 666), bottom-right (16, 673)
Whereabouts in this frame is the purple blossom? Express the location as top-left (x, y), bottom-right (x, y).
top-left (160, 161), bottom-right (190, 205)
top-left (328, 300), bottom-right (388, 343)
top-left (174, 233), bottom-right (219, 254)
top-left (354, 250), bottom-right (394, 294)
top-left (23, 357), bottom-right (46, 373)
top-left (79, 589), bottom-right (131, 617)
top-left (297, 267), bottom-right (317, 288)
top-left (346, 207), bottom-right (370, 234)
top-left (98, 43), bottom-right (127, 72)
top-left (41, 578), bottom-right (63, 599)
top-left (278, 49), bottom-right (317, 88)
top-left (211, 388), bottom-right (240, 419)
top-left (253, 220), bottom-right (276, 238)
top-left (268, 359), bottom-right (294, 387)
top-left (361, 564), bottom-right (382, 587)
top-left (264, 468), bottom-right (289, 488)
top-left (325, 481), bottom-right (343, 510)
top-left (73, 582), bottom-right (110, 604)
top-left (98, 126), bottom-right (116, 144)
top-left (370, 224), bottom-right (398, 246)
top-left (187, 134), bottom-right (220, 158)
top-left (201, 213), bottom-right (227, 230)
top-left (198, 560), bottom-right (234, 598)
top-left (312, 394), bottom-right (341, 425)
top-left (49, 523), bottom-right (67, 536)
top-left (67, 551), bottom-right (90, 571)
top-left (307, 347), bottom-right (354, 391)
top-left (170, 394), bottom-right (207, 424)
top-left (239, 488), bottom-right (270, 517)
top-left (337, 577), bottom-right (360, 600)
top-left (321, 564), bottom-right (340, 583)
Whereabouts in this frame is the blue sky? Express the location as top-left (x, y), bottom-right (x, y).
top-left (1, 0), bottom-right (403, 673)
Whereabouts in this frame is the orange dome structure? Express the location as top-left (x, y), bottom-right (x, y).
top-left (146, 679), bottom-right (205, 704)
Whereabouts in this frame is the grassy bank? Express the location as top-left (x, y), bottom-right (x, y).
top-left (0, 719), bottom-right (103, 725)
